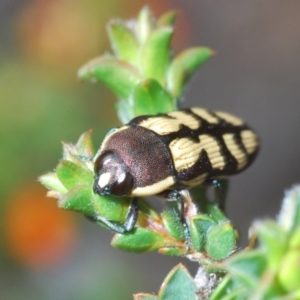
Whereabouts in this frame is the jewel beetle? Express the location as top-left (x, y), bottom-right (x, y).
top-left (92, 107), bottom-right (259, 233)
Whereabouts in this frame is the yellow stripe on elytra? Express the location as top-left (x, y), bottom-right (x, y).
top-left (169, 134), bottom-right (225, 172)
top-left (181, 173), bottom-right (208, 187)
top-left (214, 111), bottom-right (244, 126)
top-left (131, 176), bottom-right (176, 196)
top-left (167, 111), bottom-right (200, 130)
top-left (139, 117), bottom-right (181, 135)
top-left (241, 130), bottom-right (258, 154)
top-left (223, 133), bottom-right (248, 170)
top-left (191, 108), bottom-right (219, 124)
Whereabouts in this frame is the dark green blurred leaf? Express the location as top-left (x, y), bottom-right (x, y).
top-left (112, 227), bottom-right (165, 252)
top-left (78, 57), bottom-right (143, 99)
top-left (210, 275), bottom-right (246, 300)
top-left (141, 27), bottom-right (173, 85)
top-left (133, 79), bottom-right (175, 116)
top-left (224, 250), bottom-right (267, 289)
top-left (277, 228), bottom-right (300, 293)
top-left (107, 20), bottom-right (139, 63)
top-left (167, 47), bottom-right (214, 99)
top-left (254, 220), bottom-right (288, 270)
top-left (205, 222), bottom-right (236, 260)
top-left (56, 160), bottom-right (93, 190)
top-left (157, 264), bottom-right (196, 300)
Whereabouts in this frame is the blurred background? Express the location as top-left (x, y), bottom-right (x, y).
top-left (1, 0), bottom-right (300, 299)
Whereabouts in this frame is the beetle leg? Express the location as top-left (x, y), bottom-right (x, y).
top-left (123, 197), bottom-right (139, 232)
top-left (204, 178), bottom-right (229, 210)
top-left (90, 197), bottom-right (138, 234)
top-left (160, 190), bottom-right (196, 250)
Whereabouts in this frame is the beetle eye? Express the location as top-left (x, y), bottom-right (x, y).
top-left (110, 172), bottom-right (134, 196)
top-left (94, 151), bottom-right (114, 173)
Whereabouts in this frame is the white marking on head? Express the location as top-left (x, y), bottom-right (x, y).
top-left (98, 172), bottom-right (112, 188)
top-left (118, 172), bottom-right (126, 183)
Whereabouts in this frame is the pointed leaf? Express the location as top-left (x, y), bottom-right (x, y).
top-left (59, 185), bottom-right (96, 216)
top-left (56, 160), bottom-right (94, 190)
top-left (158, 247), bottom-right (185, 256)
top-left (156, 10), bottom-right (177, 27)
top-left (92, 192), bottom-right (131, 222)
top-left (137, 6), bottom-right (155, 44)
top-left (158, 264), bottom-right (196, 300)
top-left (38, 172), bottom-right (68, 194)
top-left (190, 215), bottom-right (215, 252)
top-left (161, 209), bottom-right (185, 240)
top-left (78, 57), bottom-right (142, 99)
top-left (133, 79), bottom-right (174, 116)
top-left (206, 222), bottom-right (236, 260)
top-left (107, 20), bottom-right (139, 63)
top-left (112, 227), bottom-right (165, 252)
top-left (141, 27), bottom-right (173, 85)
top-left (75, 130), bottom-right (95, 157)
top-left (134, 293), bottom-right (157, 300)
top-left (167, 47), bottom-right (215, 99)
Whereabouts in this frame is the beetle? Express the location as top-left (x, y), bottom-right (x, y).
top-left (92, 107), bottom-right (259, 233)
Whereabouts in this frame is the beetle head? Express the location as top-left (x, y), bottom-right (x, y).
top-left (93, 150), bottom-right (134, 197)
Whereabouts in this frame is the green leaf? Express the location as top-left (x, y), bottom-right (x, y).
top-left (137, 6), bottom-right (154, 44)
top-left (38, 172), bottom-right (68, 194)
top-left (56, 160), bottom-right (94, 190)
top-left (156, 10), bottom-right (177, 27)
top-left (141, 27), bottom-right (173, 85)
top-left (78, 57), bottom-right (143, 99)
top-left (224, 250), bottom-right (267, 289)
top-left (278, 185), bottom-right (300, 233)
top-left (205, 222), bottom-right (236, 260)
top-left (134, 293), bottom-right (157, 300)
top-left (158, 247), bottom-right (185, 256)
top-left (92, 192), bottom-right (131, 222)
top-left (58, 185), bottom-right (96, 216)
top-left (161, 209), bottom-right (185, 240)
top-left (190, 215), bottom-right (215, 252)
top-left (107, 20), bottom-right (139, 63)
top-left (278, 247), bottom-right (300, 293)
top-left (158, 264), bottom-right (196, 300)
top-left (133, 79), bottom-right (175, 116)
top-left (206, 203), bottom-right (228, 223)
top-left (254, 220), bottom-right (288, 270)
top-left (210, 275), bottom-right (246, 300)
top-left (277, 228), bottom-right (300, 293)
top-left (75, 130), bottom-right (95, 157)
top-left (115, 99), bottom-right (135, 125)
top-left (167, 47), bottom-right (215, 99)
top-left (111, 227), bottom-right (165, 252)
